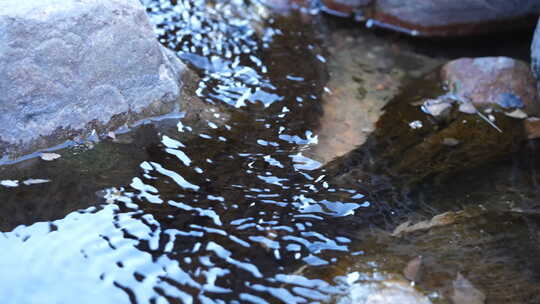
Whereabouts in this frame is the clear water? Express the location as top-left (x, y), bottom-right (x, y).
top-left (1, 1), bottom-right (539, 303)
top-left (0, 1), bottom-right (375, 303)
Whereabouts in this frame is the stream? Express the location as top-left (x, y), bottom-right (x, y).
top-left (1, 0), bottom-right (540, 303)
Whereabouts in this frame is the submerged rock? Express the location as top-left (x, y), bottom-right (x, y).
top-left (306, 28), bottom-right (441, 165)
top-left (339, 279), bottom-right (432, 304)
top-left (451, 273), bottom-right (486, 304)
top-left (321, 0), bottom-right (540, 37)
top-left (524, 117), bottom-right (540, 139)
top-left (0, 0), bottom-right (197, 160)
top-left (325, 62), bottom-right (529, 189)
top-left (371, 208), bottom-right (540, 303)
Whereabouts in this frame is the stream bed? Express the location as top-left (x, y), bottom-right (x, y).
top-left (1, 0), bottom-right (540, 303)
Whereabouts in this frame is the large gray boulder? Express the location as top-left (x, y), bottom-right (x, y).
top-left (0, 0), bottom-right (193, 160)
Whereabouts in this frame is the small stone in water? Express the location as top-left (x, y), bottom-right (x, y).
top-left (403, 256), bottom-right (423, 282)
top-left (458, 102), bottom-right (476, 114)
top-left (409, 120), bottom-right (423, 129)
top-left (524, 117), bottom-right (540, 139)
top-left (451, 273), bottom-right (486, 304)
top-left (0, 180), bottom-right (19, 187)
top-left (504, 109), bottom-right (528, 119)
top-left (392, 211), bottom-right (462, 236)
top-left (442, 138), bottom-right (460, 146)
top-left (107, 131), bottom-right (116, 140)
top-left (40, 152), bottom-right (61, 161)
top-left (362, 280), bottom-right (432, 304)
top-left (84, 141), bottom-right (95, 149)
top-left (422, 99), bottom-right (452, 117)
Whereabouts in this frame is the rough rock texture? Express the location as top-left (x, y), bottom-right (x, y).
top-left (525, 117), bottom-right (540, 139)
top-left (441, 57), bottom-right (540, 115)
top-left (336, 208), bottom-right (540, 303)
top-left (532, 18), bottom-right (540, 95)
top-left (374, 0), bottom-right (540, 34)
top-left (0, 0), bottom-right (193, 159)
top-left (321, 0), bottom-right (540, 36)
top-left (324, 71), bottom-right (527, 190)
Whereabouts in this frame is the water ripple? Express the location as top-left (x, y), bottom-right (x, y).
top-left (0, 0), bottom-right (377, 303)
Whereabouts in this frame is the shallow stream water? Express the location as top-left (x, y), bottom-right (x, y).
top-left (1, 1), bottom-right (540, 303)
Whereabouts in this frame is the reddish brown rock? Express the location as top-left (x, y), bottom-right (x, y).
top-left (321, 0), bottom-right (540, 37)
top-left (525, 117), bottom-right (540, 139)
top-left (321, 0), bottom-right (371, 17)
top-left (441, 57), bottom-right (540, 116)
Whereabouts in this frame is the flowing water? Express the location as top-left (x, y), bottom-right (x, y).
top-left (1, 1), bottom-right (540, 303)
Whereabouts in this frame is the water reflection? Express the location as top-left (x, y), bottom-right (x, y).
top-left (142, 0), bottom-right (284, 107)
top-left (0, 0), bottom-right (381, 302)
top-left (1, 102), bottom-right (374, 303)
top-left (4, 0), bottom-right (540, 302)
top-left (96, 114), bottom-right (376, 302)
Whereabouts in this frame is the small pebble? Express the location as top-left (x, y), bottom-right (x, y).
top-left (504, 109), bottom-right (528, 119)
top-left (459, 102), bottom-right (476, 114)
top-left (442, 138), bottom-right (460, 146)
top-left (40, 152), bottom-right (61, 161)
top-left (107, 131), bottom-right (116, 139)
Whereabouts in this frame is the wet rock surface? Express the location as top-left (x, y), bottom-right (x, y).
top-left (532, 18), bottom-right (540, 95)
top-left (321, 0), bottom-right (371, 17)
top-left (306, 27), bottom-right (442, 165)
top-left (325, 70), bottom-right (527, 189)
top-left (525, 117), bottom-right (540, 139)
top-left (392, 209), bottom-right (540, 303)
top-left (377, 209), bottom-right (540, 303)
top-left (321, 0), bottom-right (540, 37)
top-left (0, 103), bottom-right (229, 231)
top-left (0, 0), bottom-right (196, 160)
top-left (295, 152), bottom-right (540, 303)
top-left (441, 57), bottom-right (539, 116)
top-left (339, 279), bottom-right (432, 304)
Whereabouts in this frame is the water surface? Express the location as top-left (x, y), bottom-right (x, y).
top-left (1, 1), bottom-right (540, 303)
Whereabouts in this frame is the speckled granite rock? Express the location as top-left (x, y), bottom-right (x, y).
top-left (0, 0), bottom-right (195, 160)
